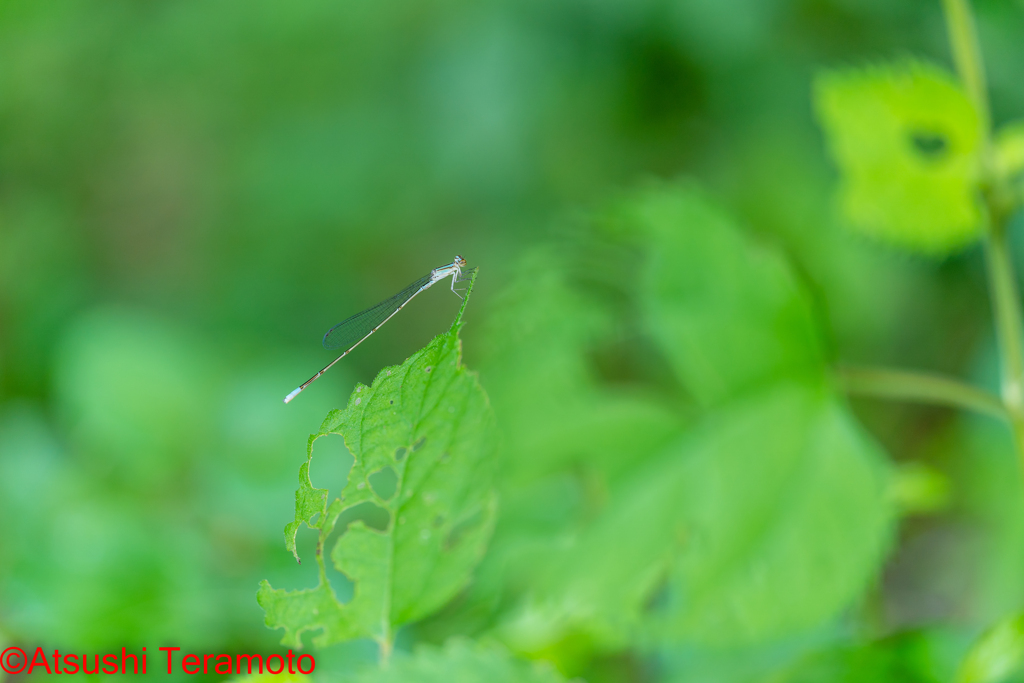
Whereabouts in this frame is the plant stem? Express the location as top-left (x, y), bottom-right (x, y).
top-left (838, 366), bottom-right (1007, 420)
top-left (983, 227), bottom-right (1024, 453)
top-left (941, 0), bottom-right (990, 141)
top-left (985, 230), bottom-right (1024, 416)
top-left (942, 0), bottom-right (1024, 464)
top-left (379, 636), bottom-right (393, 668)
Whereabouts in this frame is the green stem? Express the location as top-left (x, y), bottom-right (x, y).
top-left (838, 366), bottom-right (1007, 420)
top-left (985, 230), bottom-right (1024, 417)
top-left (379, 637), bottom-right (393, 668)
top-left (984, 227), bottom-right (1024, 464)
top-left (941, 0), bottom-right (991, 141)
top-left (942, 0), bottom-right (1024, 465)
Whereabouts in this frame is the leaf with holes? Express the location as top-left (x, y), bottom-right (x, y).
top-left (258, 273), bottom-right (499, 649)
top-left (814, 61), bottom-right (982, 253)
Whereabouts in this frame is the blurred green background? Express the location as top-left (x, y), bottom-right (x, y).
top-left (2, 0), bottom-right (1024, 681)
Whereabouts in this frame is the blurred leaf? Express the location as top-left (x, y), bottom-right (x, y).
top-left (478, 249), bottom-right (685, 481)
top-left (814, 62), bottom-right (982, 253)
top-left (780, 632), bottom-right (944, 683)
top-left (890, 461), bottom-right (951, 515)
top-left (665, 384), bottom-right (891, 645)
top-left (624, 184), bottom-right (824, 404)
top-left (260, 280), bottom-right (498, 648)
top-left (956, 613), bottom-right (1024, 683)
top-left (953, 418), bottom-right (1024, 621)
top-left (54, 309), bottom-right (213, 483)
top-left (229, 674), bottom-right (310, 683)
top-left (346, 639), bottom-right (566, 683)
top-left (484, 185), bottom-right (891, 651)
top-left (994, 121), bottom-right (1024, 182)
top-left (545, 383), bottom-right (892, 646)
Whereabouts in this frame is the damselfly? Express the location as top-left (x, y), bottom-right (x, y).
top-left (283, 255), bottom-right (473, 403)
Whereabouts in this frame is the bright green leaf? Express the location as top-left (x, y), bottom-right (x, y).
top-left (256, 581), bottom-right (349, 648)
top-left (994, 121), bottom-right (1024, 184)
top-left (229, 673), bottom-right (310, 683)
top-left (625, 184), bottom-right (825, 405)
top-left (956, 613), bottom-right (1024, 683)
top-left (544, 383), bottom-right (892, 646)
top-left (814, 61), bottom-right (982, 253)
top-left (890, 461), bottom-right (951, 515)
top-left (347, 639), bottom-right (567, 683)
top-left (259, 274), bottom-right (499, 649)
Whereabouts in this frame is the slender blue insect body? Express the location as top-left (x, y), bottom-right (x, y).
top-left (283, 255), bottom-right (471, 403)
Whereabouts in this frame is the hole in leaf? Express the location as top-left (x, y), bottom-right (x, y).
top-left (395, 447), bottom-right (407, 462)
top-left (908, 130), bottom-right (948, 160)
top-left (311, 434), bottom-right (354, 503)
top-left (412, 437), bottom-right (426, 451)
top-left (445, 509), bottom-right (484, 550)
top-left (368, 467), bottom-right (398, 501)
top-left (336, 500), bottom-right (390, 533)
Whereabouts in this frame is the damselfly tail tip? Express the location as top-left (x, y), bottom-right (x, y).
top-left (283, 387), bottom-right (302, 404)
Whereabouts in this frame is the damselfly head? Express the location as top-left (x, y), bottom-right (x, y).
top-left (454, 255), bottom-right (467, 267)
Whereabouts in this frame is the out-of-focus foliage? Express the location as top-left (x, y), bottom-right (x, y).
top-left (474, 185), bottom-right (891, 653)
top-left (995, 122), bottom-right (1024, 187)
top-left (956, 612), bottom-right (1024, 683)
top-left (3, 0), bottom-right (1024, 682)
top-left (343, 639), bottom-right (567, 683)
top-left (814, 62), bottom-right (982, 253)
top-left (635, 187), bottom-right (824, 404)
top-left (779, 631), bottom-right (949, 683)
top-left (890, 461), bottom-right (952, 514)
top-left (229, 675), bottom-right (310, 683)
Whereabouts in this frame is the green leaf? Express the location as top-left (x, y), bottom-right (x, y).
top-left (544, 383), bottom-right (892, 646)
top-left (478, 251), bottom-right (683, 482)
top-left (228, 673), bottom-right (310, 683)
top-left (283, 435), bottom-right (330, 561)
top-left (779, 632), bottom-right (946, 683)
top-left (259, 273), bottom-right (499, 649)
top-left (256, 581), bottom-right (349, 648)
top-left (890, 461), bottom-right (951, 515)
top-left (625, 184), bottom-right (825, 405)
top-left (346, 639), bottom-right (567, 683)
top-left (814, 61), bottom-right (982, 253)
top-left (956, 613), bottom-right (1024, 683)
top-left (994, 121), bottom-right (1024, 184)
